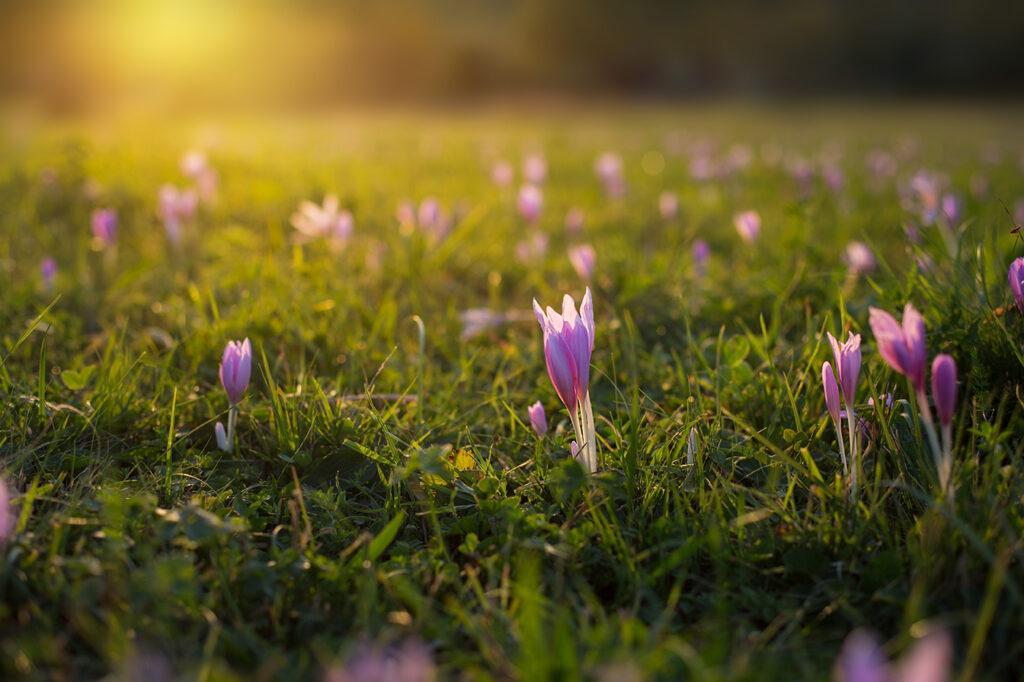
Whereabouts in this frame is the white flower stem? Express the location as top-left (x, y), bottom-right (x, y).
top-left (582, 392), bottom-right (597, 474)
top-left (227, 404), bottom-right (238, 454)
top-left (846, 407), bottom-right (858, 501)
top-left (832, 416), bottom-right (848, 477)
top-left (915, 388), bottom-right (943, 489)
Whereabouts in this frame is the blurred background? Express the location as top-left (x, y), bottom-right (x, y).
top-left (1, 0), bottom-right (1021, 117)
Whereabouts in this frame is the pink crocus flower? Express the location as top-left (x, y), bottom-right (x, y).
top-left (533, 289), bottom-right (597, 473)
top-left (181, 150), bottom-right (218, 202)
top-left (734, 210), bottom-right (761, 244)
top-left (40, 257), bottom-right (58, 290)
top-left (827, 331), bottom-right (862, 494)
top-left (91, 208), bottom-right (117, 248)
top-left (844, 242), bottom-right (876, 275)
top-left (868, 304), bottom-right (927, 392)
top-left (827, 332), bottom-right (862, 408)
top-left (834, 629), bottom-right (952, 682)
top-left (220, 339), bottom-right (252, 405)
top-left (291, 195), bottom-right (354, 247)
top-left (527, 401), bottom-right (548, 437)
top-left (158, 184), bottom-right (198, 244)
top-left (517, 184), bottom-right (543, 224)
top-left (491, 160), bottom-right (514, 187)
top-left (565, 208), bottom-right (585, 235)
top-left (522, 153), bottom-right (547, 185)
top-left (906, 171), bottom-right (942, 224)
top-left (0, 477), bottom-right (15, 543)
top-left (415, 198), bottom-right (452, 241)
top-left (692, 239), bottom-right (710, 276)
top-left (568, 244), bottom-right (596, 281)
top-left (659, 191), bottom-right (679, 220)
top-left (1008, 257), bottom-right (1024, 312)
top-left (216, 338), bottom-right (251, 453)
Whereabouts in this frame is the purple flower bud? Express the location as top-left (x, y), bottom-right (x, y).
top-left (734, 210), bottom-right (761, 244)
top-left (517, 185), bottom-right (543, 223)
top-left (527, 401), bottom-right (547, 437)
top-left (1008, 257), bottom-right (1024, 312)
top-left (692, 239), bottom-right (710, 276)
top-left (219, 338), bottom-right (252, 405)
top-left (568, 244), bottom-right (596, 281)
top-left (91, 208), bottom-right (117, 247)
top-left (822, 362), bottom-right (841, 423)
top-left (40, 257), bottom-right (58, 290)
top-left (931, 354), bottom-right (957, 427)
top-left (869, 303), bottom-right (927, 392)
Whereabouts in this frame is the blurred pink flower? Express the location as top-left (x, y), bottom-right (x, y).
top-left (91, 208), bottom-right (117, 248)
top-left (692, 239), bottom-right (710, 276)
top-left (1008, 257), bottom-right (1024, 312)
top-left (834, 629), bottom-right (952, 682)
top-left (568, 244), bottom-right (596, 281)
top-left (844, 242), bottom-right (876, 275)
top-left (595, 152), bottom-right (625, 197)
top-left (40, 257), bottom-right (58, 290)
top-left (159, 184), bottom-right (198, 244)
top-left (659, 191), bottom-right (679, 220)
top-left (517, 184), bottom-right (543, 223)
top-left (522, 153), bottom-right (547, 184)
top-left (291, 195), bottom-right (353, 247)
top-left (491, 160), bottom-right (514, 187)
top-left (733, 210), bottom-right (761, 244)
top-left (0, 477), bottom-right (15, 543)
top-left (932, 354), bottom-right (957, 427)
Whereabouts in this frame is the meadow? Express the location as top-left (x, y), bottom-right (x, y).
top-left (1, 104), bottom-right (1023, 681)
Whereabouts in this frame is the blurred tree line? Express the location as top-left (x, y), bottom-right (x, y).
top-left (0, 0), bottom-right (1020, 113)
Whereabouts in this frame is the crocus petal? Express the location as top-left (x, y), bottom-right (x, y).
top-left (835, 630), bottom-right (890, 682)
top-left (895, 631), bottom-right (952, 682)
top-left (215, 421), bottom-right (229, 452)
top-left (580, 287), bottom-right (595, 351)
top-left (901, 303), bottom-right (927, 389)
top-left (544, 332), bottom-right (578, 412)
top-left (822, 362), bottom-right (841, 424)
top-left (869, 307), bottom-right (909, 377)
top-left (1008, 258), bottom-right (1024, 312)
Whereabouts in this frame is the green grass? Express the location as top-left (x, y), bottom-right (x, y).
top-left (1, 104), bottom-right (1023, 680)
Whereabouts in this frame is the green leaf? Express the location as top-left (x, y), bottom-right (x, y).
top-left (367, 511), bottom-right (406, 561)
top-left (61, 366), bottom-right (95, 391)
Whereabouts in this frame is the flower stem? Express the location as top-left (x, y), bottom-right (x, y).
top-left (846, 407), bottom-right (858, 501)
top-left (227, 404), bottom-right (238, 454)
top-left (915, 388), bottom-right (943, 489)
